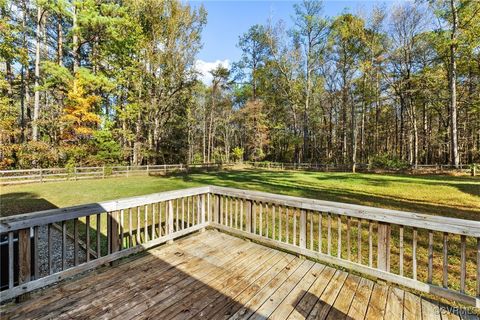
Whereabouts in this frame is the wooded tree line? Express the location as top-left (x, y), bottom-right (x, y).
top-left (1, 0), bottom-right (479, 170)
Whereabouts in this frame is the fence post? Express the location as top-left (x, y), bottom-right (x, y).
top-left (74, 167), bottom-right (77, 181)
top-left (126, 165), bottom-right (129, 177)
top-left (39, 169), bottom-right (43, 183)
top-left (164, 164), bottom-right (167, 174)
top-left (146, 165), bottom-right (149, 176)
top-left (102, 165), bottom-right (105, 179)
top-left (377, 222), bottom-right (391, 271)
top-left (300, 209), bottom-right (307, 248)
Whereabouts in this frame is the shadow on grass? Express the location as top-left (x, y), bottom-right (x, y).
top-left (0, 192), bottom-right (58, 217)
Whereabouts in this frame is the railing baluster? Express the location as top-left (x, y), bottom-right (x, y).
top-left (309, 211), bottom-right (313, 251)
top-left (129, 208), bottom-right (133, 246)
top-left (182, 198), bottom-right (185, 229)
top-left (144, 205), bottom-right (149, 242)
top-left (357, 219), bottom-right (362, 263)
top-left (253, 202), bottom-right (257, 234)
top-left (48, 224), bottom-right (53, 274)
top-left (86, 216), bottom-right (90, 262)
top-left (136, 207), bottom-right (141, 244)
top-left (229, 197), bottom-right (233, 228)
top-left (119, 209), bottom-right (124, 250)
top-left (240, 199), bottom-right (244, 231)
top-left (151, 205), bottom-right (155, 240)
top-left (293, 209), bottom-right (297, 246)
top-left (318, 213), bottom-right (322, 253)
top-left (34, 226), bottom-right (39, 279)
top-left (337, 216), bottom-right (342, 258)
top-left (8, 232), bottom-right (14, 288)
top-left (347, 217), bottom-right (351, 260)
top-left (168, 200), bottom-right (174, 235)
top-left (272, 205), bottom-right (276, 240)
top-left (477, 238), bottom-right (480, 297)
top-left (286, 207), bottom-right (290, 244)
top-left (176, 199), bottom-right (179, 231)
top-left (443, 232), bottom-right (448, 287)
top-left (235, 199), bottom-right (239, 229)
top-left (399, 226), bottom-right (404, 276)
top-left (428, 231), bottom-right (433, 283)
top-left (300, 209), bottom-right (306, 249)
top-left (188, 196), bottom-right (192, 227)
top-left (96, 214), bottom-right (101, 257)
top-left (460, 235), bottom-right (466, 293)
top-left (62, 221), bottom-right (67, 270)
top-left (74, 218), bottom-right (79, 265)
top-left (368, 221), bottom-right (373, 267)
top-left (278, 206), bottom-right (282, 241)
top-left (327, 213), bottom-right (332, 255)
top-left (413, 228), bottom-right (418, 281)
top-left (265, 203), bottom-right (269, 237)
top-left (259, 202), bottom-right (263, 236)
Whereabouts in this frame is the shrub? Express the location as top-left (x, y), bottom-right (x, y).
top-left (231, 147), bottom-right (244, 162)
top-left (370, 154), bottom-right (410, 170)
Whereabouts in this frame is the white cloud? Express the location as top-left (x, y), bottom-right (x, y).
top-left (195, 59), bottom-right (230, 85)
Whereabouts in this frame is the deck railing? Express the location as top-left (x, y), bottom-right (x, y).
top-left (0, 186), bottom-right (210, 302)
top-left (1, 186), bottom-right (479, 308)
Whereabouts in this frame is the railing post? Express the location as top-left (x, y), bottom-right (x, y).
top-left (377, 222), bottom-right (391, 271)
top-left (246, 200), bottom-right (253, 233)
top-left (300, 209), bottom-right (307, 248)
top-left (17, 228), bottom-right (31, 301)
top-left (18, 228), bottom-right (31, 284)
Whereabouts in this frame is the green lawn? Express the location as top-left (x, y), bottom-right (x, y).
top-left (1, 169), bottom-right (479, 220)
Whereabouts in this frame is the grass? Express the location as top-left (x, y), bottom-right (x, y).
top-left (1, 168), bottom-right (478, 220)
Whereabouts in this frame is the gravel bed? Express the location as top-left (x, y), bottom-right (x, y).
top-left (37, 225), bottom-right (87, 277)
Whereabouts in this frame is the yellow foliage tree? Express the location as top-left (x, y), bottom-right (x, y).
top-left (61, 74), bottom-right (101, 142)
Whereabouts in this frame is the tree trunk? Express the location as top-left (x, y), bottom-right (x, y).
top-left (72, 4), bottom-right (79, 74)
top-left (449, 0), bottom-right (459, 168)
top-left (32, 5), bottom-right (43, 141)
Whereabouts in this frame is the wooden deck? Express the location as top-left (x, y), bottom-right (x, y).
top-left (1, 230), bottom-right (469, 320)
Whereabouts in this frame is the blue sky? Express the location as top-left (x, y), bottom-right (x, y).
top-left (189, 1), bottom-right (401, 83)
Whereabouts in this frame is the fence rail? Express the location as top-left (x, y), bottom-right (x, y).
top-left (1, 186), bottom-right (479, 308)
top-left (1, 162), bottom-right (474, 185)
top-left (0, 163), bottom-right (233, 185)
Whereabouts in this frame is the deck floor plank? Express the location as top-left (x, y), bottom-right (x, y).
top-left (1, 230), bottom-right (466, 320)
